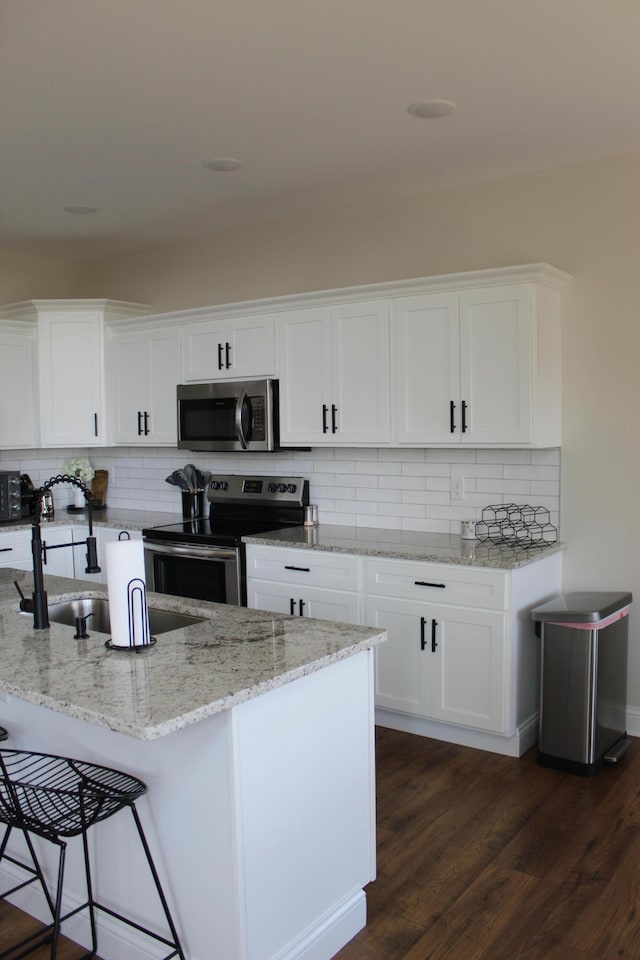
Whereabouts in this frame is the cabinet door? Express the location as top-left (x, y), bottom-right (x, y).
top-left (39, 312), bottom-right (104, 446)
top-left (331, 300), bottom-right (391, 444)
top-left (247, 580), bottom-right (360, 624)
top-left (0, 529), bottom-right (32, 570)
top-left (41, 526), bottom-right (75, 578)
top-left (182, 314), bottom-right (275, 381)
top-left (0, 331), bottom-right (37, 448)
top-left (110, 327), bottom-right (181, 445)
top-left (366, 596), bottom-right (430, 717)
top-left (393, 293), bottom-right (460, 444)
top-left (428, 603), bottom-right (507, 733)
top-left (277, 307), bottom-right (333, 444)
top-left (459, 285), bottom-right (533, 444)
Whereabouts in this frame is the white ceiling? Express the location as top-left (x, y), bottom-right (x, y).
top-left (3, 0), bottom-right (640, 259)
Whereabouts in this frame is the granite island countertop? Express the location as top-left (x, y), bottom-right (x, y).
top-left (0, 568), bottom-right (385, 742)
top-left (243, 523), bottom-right (566, 569)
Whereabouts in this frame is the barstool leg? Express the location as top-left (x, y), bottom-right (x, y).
top-left (79, 825), bottom-right (98, 959)
top-left (128, 803), bottom-right (186, 960)
top-left (49, 839), bottom-right (67, 960)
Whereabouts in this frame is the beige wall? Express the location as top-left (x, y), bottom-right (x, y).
top-left (8, 150), bottom-right (640, 719)
top-left (0, 248), bottom-right (89, 303)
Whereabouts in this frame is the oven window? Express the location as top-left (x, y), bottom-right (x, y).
top-left (153, 553), bottom-right (228, 604)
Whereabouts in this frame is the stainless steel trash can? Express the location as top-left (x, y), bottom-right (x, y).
top-left (532, 591), bottom-right (632, 776)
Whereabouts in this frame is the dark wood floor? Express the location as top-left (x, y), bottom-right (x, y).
top-left (2, 727), bottom-right (640, 959)
top-left (336, 727), bottom-right (640, 960)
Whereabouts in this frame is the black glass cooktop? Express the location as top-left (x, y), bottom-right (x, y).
top-left (142, 516), bottom-right (299, 547)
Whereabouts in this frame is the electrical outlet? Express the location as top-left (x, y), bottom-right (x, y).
top-left (451, 477), bottom-right (465, 501)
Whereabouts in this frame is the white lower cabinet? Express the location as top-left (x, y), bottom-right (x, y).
top-left (0, 528), bottom-right (33, 571)
top-left (245, 545), bottom-right (361, 624)
top-left (366, 595), bottom-right (506, 733)
top-left (247, 542), bottom-right (563, 756)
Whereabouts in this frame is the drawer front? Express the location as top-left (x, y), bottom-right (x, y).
top-left (364, 557), bottom-right (508, 610)
top-left (245, 545), bottom-right (360, 593)
top-left (0, 531), bottom-right (31, 566)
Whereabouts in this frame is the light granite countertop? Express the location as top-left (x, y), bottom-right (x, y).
top-left (0, 568), bottom-right (385, 742)
top-left (243, 523), bottom-right (566, 570)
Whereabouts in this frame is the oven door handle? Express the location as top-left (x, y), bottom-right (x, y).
top-left (144, 540), bottom-right (238, 561)
top-left (235, 389), bottom-right (249, 450)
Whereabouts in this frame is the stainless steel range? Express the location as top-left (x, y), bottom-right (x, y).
top-left (142, 475), bottom-right (309, 606)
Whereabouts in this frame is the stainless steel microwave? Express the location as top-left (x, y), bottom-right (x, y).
top-left (177, 378), bottom-right (280, 452)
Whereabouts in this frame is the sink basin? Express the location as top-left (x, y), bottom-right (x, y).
top-left (43, 597), bottom-right (206, 636)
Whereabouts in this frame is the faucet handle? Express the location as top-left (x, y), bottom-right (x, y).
top-left (14, 580), bottom-right (33, 613)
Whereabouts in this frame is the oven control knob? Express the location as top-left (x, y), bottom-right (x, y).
top-left (219, 481), bottom-right (229, 490)
top-left (277, 484), bottom-right (286, 493)
top-left (286, 483), bottom-right (297, 493)
top-left (210, 481), bottom-right (219, 490)
top-left (268, 482), bottom-right (277, 493)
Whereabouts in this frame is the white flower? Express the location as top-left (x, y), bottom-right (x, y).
top-left (65, 458), bottom-right (95, 485)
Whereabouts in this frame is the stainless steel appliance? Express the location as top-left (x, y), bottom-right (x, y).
top-left (177, 378), bottom-right (280, 452)
top-left (533, 591), bottom-right (633, 776)
top-left (143, 474), bottom-right (309, 606)
top-left (0, 471), bottom-right (21, 521)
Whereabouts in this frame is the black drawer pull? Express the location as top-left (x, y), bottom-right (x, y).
top-left (284, 565), bottom-right (311, 572)
top-left (0, 547), bottom-right (12, 553)
top-left (414, 580), bottom-right (446, 589)
top-left (420, 616), bottom-right (427, 650)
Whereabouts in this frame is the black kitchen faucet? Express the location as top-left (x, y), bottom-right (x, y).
top-left (24, 475), bottom-right (101, 629)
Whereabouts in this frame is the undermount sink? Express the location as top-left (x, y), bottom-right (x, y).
top-left (34, 597), bottom-right (206, 636)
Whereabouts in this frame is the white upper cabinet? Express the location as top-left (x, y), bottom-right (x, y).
top-left (0, 321), bottom-right (37, 448)
top-left (277, 299), bottom-right (391, 446)
top-left (181, 313), bottom-right (276, 381)
top-left (108, 324), bottom-right (182, 445)
top-left (393, 268), bottom-right (566, 447)
top-left (1, 300), bottom-right (149, 448)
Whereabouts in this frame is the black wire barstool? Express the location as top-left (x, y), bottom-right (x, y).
top-left (0, 749), bottom-right (185, 960)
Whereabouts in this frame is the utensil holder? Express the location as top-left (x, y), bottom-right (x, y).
top-left (182, 489), bottom-right (204, 520)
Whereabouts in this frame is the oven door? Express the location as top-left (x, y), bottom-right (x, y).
top-left (144, 540), bottom-right (244, 606)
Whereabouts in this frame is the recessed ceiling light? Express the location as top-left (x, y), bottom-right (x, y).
top-left (63, 204), bottom-right (99, 215)
top-left (407, 99), bottom-right (456, 119)
top-left (202, 157), bottom-right (243, 172)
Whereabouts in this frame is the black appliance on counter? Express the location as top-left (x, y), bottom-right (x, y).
top-left (142, 474), bottom-right (309, 606)
top-left (0, 471), bottom-right (36, 522)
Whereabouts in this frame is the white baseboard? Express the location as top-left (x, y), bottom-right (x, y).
top-left (375, 709), bottom-right (537, 758)
top-left (276, 890), bottom-right (366, 960)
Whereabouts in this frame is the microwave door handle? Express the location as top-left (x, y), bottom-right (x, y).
top-left (235, 389), bottom-right (249, 450)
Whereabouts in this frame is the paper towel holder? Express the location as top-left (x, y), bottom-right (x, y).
top-left (105, 532), bottom-right (156, 652)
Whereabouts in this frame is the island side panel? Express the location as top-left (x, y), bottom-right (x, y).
top-left (0, 694), bottom-right (242, 960)
top-left (231, 648), bottom-right (377, 960)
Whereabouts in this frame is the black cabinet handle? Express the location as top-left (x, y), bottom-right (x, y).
top-left (322, 404), bottom-right (329, 434)
top-left (225, 342), bottom-right (231, 368)
top-left (284, 565), bottom-right (310, 572)
top-left (0, 547), bottom-right (12, 553)
top-left (461, 400), bottom-right (468, 433)
top-left (432, 619), bottom-right (438, 652)
top-left (420, 616), bottom-right (427, 650)
top-left (331, 404), bottom-right (338, 433)
top-left (414, 580), bottom-right (446, 589)
top-left (450, 400), bottom-right (456, 433)
top-left (137, 411), bottom-right (143, 435)
top-left (93, 413), bottom-right (98, 437)
top-left (299, 599), bottom-right (306, 616)
top-left (290, 598), bottom-right (296, 615)
top-left (217, 343), bottom-right (224, 370)
top-left (143, 411), bottom-right (150, 435)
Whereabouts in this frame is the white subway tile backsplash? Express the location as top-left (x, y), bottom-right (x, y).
top-left (1, 446), bottom-right (561, 537)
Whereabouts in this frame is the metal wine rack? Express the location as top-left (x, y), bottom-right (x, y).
top-left (474, 503), bottom-right (558, 549)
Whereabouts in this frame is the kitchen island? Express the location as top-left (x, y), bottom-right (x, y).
top-left (0, 568), bottom-right (386, 960)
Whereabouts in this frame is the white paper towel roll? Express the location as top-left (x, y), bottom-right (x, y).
top-left (105, 537), bottom-right (151, 647)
